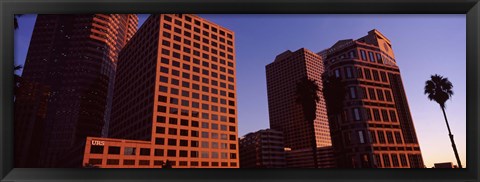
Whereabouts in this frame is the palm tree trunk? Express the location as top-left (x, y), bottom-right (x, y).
top-left (440, 105), bottom-right (462, 168)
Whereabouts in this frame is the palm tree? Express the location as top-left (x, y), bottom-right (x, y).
top-left (295, 77), bottom-right (320, 168)
top-left (321, 74), bottom-right (348, 166)
top-left (322, 75), bottom-right (347, 116)
top-left (424, 74), bottom-right (462, 168)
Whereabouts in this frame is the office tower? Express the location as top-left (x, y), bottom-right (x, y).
top-left (14, 14), bottom-right (138, 167)
top-left (265, 48), bottom-right (332, 168)
top-left (321, 29), bottom-right (424, 168)
top-left (239, 129), bottom-right (286, 168)
top-left (83, 14), bottom-right (239, 168)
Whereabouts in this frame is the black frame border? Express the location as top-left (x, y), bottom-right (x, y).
top-left (1, 0), bottom-right (479, 182)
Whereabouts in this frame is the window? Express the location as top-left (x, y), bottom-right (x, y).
top-left (90, 146), bottom-right (104, 154)
top-left (374, 154), bottom-right (382, 167)
top-left (201, 141), bottom-right (209, 148)
top-left (380, 71), bottom-right (387, 82)
top-left (202, 132), bottom-right (209, 138)
top-left (167, 150), bottom-right (176, 157)
top-left (368, 88), bottom-right (376, 100)
top-left (190, 151), bottom-right (199, 158)
top-left (124, 147), bottom-right (136, 155)
top-left (154, 149), bottom-right (164, 156)
top-left (346, 67), bottom-right (353, 78)
top-left (394, 132), bottom-right (403, 144)
top-left (191, 140), bottom-right (199, 148)
top-left (377, 89), bottom-right (384, 101)
top-left (349, 50), bottom-right (356, 58)
top-left (201, 152), bottom-right (209, 158)
top-left (372, 70), bottom-right (380, 81)
top-left (358, 131), bottom-right (365, 144)
top-left (123, 159), bottom-right (134, 165)
top-left (140, 148), bottom-right (150, 156)
top-left (156, 126), bottom-right (165, 134)
top-left (369, 130), bottom-right (377, 143)
top-left (356, 67), bottom-right (364, 78)
top-left (179, 150), bottom-right (188, 157)
top-left (169, 128), bottom-right (178, 135)
top-left (385, 90), bottom-right (392, 102)
top-left (377, 131), bottom-right (386, 144)
top-left (373, 109), bottom-right (381, 121)
top-left (107, 159), bottom-right (119, 165)
top-left (389, 110), bottom-right (397, 122)
top-left (381, 110), bottom-right (389, 122)
top-left (353, 108), bottom-right (361, 121)
top-left (383, 154), bottom-right (391, 167)
top-left (201, 122), bottom-right (209, 128)
top-left (350, 87), bottom-right (357, 99)
top-left (180, 129), bottom-right (189, 136)
top-left (364, 69), bottom-right (372, 80)
top-left (221, 152), bottom-right (228, 159)
top-left (360, 50), bottom-right (367, 60)
top-left (368, 52), bottom-right (375, 62)
top-left (400, 154), bottom-right (408, 167)
top-left (180, 139), bottom-right (188, 146)
top-left (361, 87), bottom-right (368, 99)
top-left (211, 142), bottom-right (219, 148)
top-left (155, 138), bottom-right (164, 145)
top-left (365, 108), bottom-right (372, 121)
top-left (376, 53), bottom-right (383, 63)
top-left (108, 146), bottom-right (120, 154)
top-left (334, 69), bottom-right (341, 78)
top-left (386, 131), bottom-right (394, 144)
top-left (157, 116), bottom-right (166, 123)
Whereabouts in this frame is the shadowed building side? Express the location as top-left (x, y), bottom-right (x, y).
top-left (14, 14), bottom-right (138, 167)
top-left (265, 48), bottom-right (332, 168)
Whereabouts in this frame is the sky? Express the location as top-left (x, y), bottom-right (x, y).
top-left (15, 14), bottom-right (466, 168)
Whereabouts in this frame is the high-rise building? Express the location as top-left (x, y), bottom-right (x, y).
top-left (83, 14), bottom-right (239, 168)
top-left (14, 14), bottom-right (138, 167)
top-left (239, 129), bottom-right (286, 168)
top-left (320, 29), bottom-right (424, 168)
top-left (265, 48), bottom-right (332, 168)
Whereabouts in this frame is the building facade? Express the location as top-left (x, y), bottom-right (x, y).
top-left (434, 162), bottom-right (455, 168)
top-left (320, 29), bottom-right (424, 168)
top-left (84, 14), bottom-right (239, 168)
top-left (14, 14), bottom-right (138, 167)
top-left (265, 48), bottom-right (332, 168)
top-left (284, 146), bottom-right (336, 168)
top-left (239, 129), bottom-right (286, 168)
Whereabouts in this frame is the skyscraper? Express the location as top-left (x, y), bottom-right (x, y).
top-left (321, 29), bottom-right (424, 168)
top-left (265, 48), bottom-right (332, 168)
top-left (14, 14), bottom-right (138, 167)
top-left (83, 14), bottom-right (239, 168)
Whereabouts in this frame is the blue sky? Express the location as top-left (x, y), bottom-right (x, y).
top-left (15, 14), bottom-right (466, 168)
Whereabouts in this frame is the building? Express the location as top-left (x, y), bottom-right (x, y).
top-left (83, 14), bottom-right (239, 168)
top-left (14, 14), bottom-right (138, 167)
top-left (284, 146), bottom-right (336, 168)
top-left (434, 162), bottom-right (455, 168)
top-left (320, 29), bottom-right (424, 168)
top-left (265, 48), bottom-right (332, 168)
top-left (239, 129), bottom-right (286, 168)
